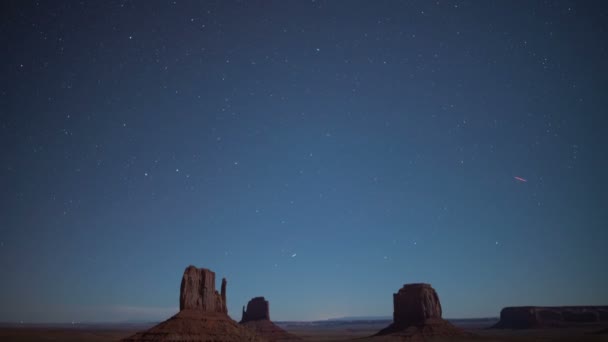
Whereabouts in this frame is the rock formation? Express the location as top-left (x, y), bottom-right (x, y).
top-left (392, 283), bottom-right (442, 326)
top-left (241, 297), bottom-right (270, 322)
top-left (122, 265), bottom-right (266, 342)
top-left (374, 283), bottom-right (469, 339)
top-left (240, 297), bottom-right (299, 341)
top-left (221, 278), bottom-right (227, 312)
top-left (179, 266), bottom-right (227, 313)
top-left (492, 306), bottom-right (608, 329)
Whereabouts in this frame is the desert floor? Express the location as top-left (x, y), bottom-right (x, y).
top-left (1, 321), bottom-right (607, 341)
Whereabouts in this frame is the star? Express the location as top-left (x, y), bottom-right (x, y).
top-left (2, 1), bottom-right (602, 324)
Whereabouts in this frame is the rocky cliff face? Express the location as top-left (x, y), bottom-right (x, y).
top-left (493, 306), bottom-right (608, 329)
top-left (122, 265), bottom-right (265, 342)
top-left (392, 283), bottom-right (442, 327)
top-left (179, 266), bottom-right (227, 314)
top-left (375, 283), bottom-right (469, 339)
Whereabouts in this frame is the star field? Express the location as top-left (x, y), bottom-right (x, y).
top-left (1, 0), bottom-right (607, 322)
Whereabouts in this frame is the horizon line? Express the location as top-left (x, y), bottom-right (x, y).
top-left (0, 316), bottom-right (502, 326)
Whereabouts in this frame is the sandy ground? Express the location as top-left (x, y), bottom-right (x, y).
top-left (287, 327), bottom-right (608, 341)
top-left (1, 323), bottom-right (607, 341)
top-left (0, 327), bottom-right (138, 341)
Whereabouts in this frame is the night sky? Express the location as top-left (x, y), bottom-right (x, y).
top-left (1, 0), bottom-right (607, 323)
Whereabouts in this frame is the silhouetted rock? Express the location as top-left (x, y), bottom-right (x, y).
top-left (492, 306), bottom-right (608, 329)
top-left (241, 297), bottom-right (270, 322)
top-left (122, 265), bottom-right (266, 342)
top-left (240, 297), bottom-right (299, 341)
top-left (374, 283), bottom-right (469, 339)
top-left (221, 278), bottom-right (227, 313)
top-left (393, 283), bottom-right (442, 326)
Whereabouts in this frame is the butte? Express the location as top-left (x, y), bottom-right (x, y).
top-left (239, 296), bottom-right (299, 341)
top-left (372, 283), bottom-right (471, 340)
top-left (122, 265), bottom-right (265, 342)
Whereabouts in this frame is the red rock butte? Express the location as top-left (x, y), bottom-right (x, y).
top-left (179, 266), bottom-right (227, 313)
top-left (393, 283), bottom-right (442, 326)
top-left (240, 297), bottom-right (299, 341)
top-left (121, 265), bottom-right (265, 342)
top-left (241, 297), bottom-right (271, 322)
top-left (374, 283), bottom-right (470, 339)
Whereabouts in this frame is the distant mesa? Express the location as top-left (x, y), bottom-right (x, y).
top-left (240, 297), bottom-right (300, 341)
top-left (122, 265), bottom-right (265, 342)
top-left (491, 306), bottom-right (608, 329)
top-left (373, 283), bottom-right (471, 339)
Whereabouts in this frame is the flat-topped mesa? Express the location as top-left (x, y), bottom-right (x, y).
top-left (393, 283), bottom-right (442, 327)
top-left (179, 265), bottom-right (227, 314)
top-left (241, 297), bottom-right (270, 322)
top-left (493, 306), bottom-right (608, 329)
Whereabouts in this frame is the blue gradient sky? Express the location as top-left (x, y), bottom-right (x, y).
top-left (1, 0), bottom-right (607, 322)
